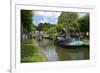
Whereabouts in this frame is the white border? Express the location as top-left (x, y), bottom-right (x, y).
top-left (11, 4), bottom-right (96, 73)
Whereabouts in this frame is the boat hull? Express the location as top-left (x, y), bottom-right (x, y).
top-left (54, 38), bottom-right (89, 48)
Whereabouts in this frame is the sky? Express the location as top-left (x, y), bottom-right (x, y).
top-left (33, 11), bottom-right (87, 26)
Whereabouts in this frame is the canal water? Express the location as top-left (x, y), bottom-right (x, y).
top-left (37, 39), bottom-right (89, 61)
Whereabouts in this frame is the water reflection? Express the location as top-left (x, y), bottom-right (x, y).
top-left (37, 39), bottom-right (89, 61)
top-left (55, 46), bottom-right (89, 61)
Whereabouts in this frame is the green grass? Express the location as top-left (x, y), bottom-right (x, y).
top-left (83, 37), bottom-right (89, 45)
top-left (21, 39), bottom-right (48, 63)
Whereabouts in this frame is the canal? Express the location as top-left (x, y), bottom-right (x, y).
top-left (37, 39), bottom-right (89, 61)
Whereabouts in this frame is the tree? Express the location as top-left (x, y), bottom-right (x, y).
top-left (46, 25), bottom-right (56, 34)
top-left (21, 10), bottom-right (33, 32)
top-left (31, 24), bottom-right (37, 31)
top-left (58, 12), bottom-right (78, 37)
top-left (21, 10), bottom-right (33, 41)
top-left (37, 23), bottom-right (54, 31)
top-left (56, 24), bottom-right (65, 35)
top-left (78, 13), bottom-right (89, 33)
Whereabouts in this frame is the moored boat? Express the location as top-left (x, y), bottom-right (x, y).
top-left (54, 37), bottom-right (86, 48)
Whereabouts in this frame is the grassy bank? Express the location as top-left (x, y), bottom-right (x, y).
top-left (83, 37), bottom-right (89, 45)
top-left (21, 39), bottom-right (48, 63)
